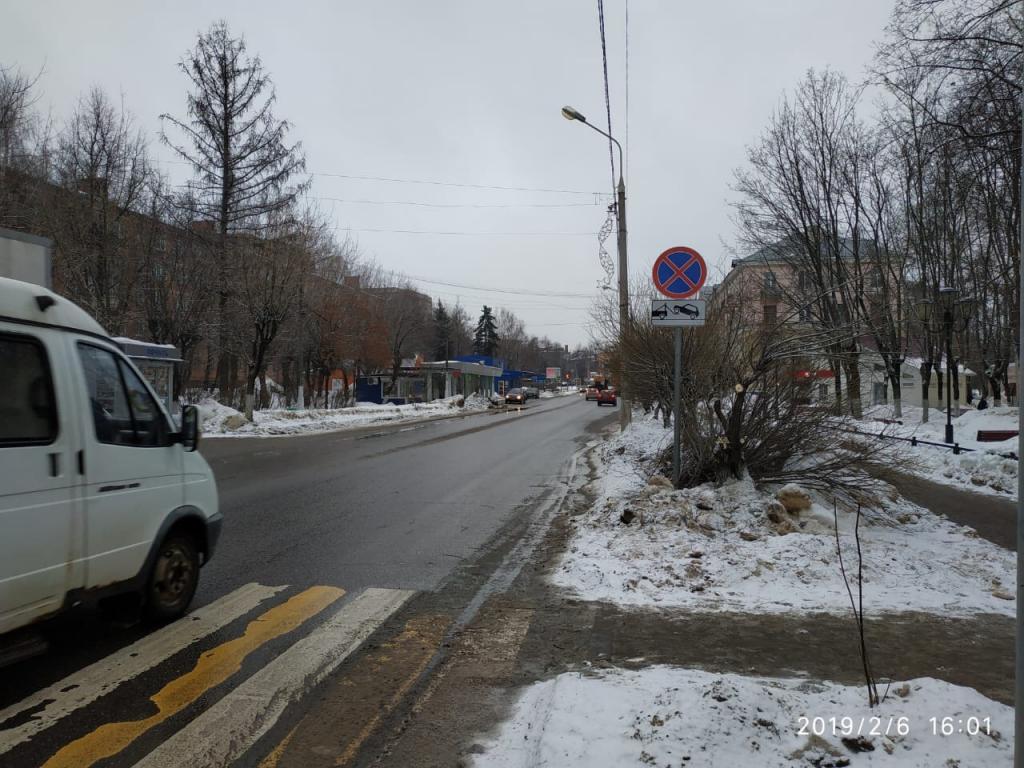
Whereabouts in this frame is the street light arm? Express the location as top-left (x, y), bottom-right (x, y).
top-left (576, 118), bottom-right (625, 183)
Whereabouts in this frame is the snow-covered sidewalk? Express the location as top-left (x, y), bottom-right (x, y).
top-left (551, 414), bottom-right (1016, 616)
top-left (197, 393), bottom-right (494, 438)
top-left (854, 404), bottom-right (1018, 499)
top-left (466, 413), bottom-right (1015, 767)
top-left (472, 667), bottom-right (1012, 767)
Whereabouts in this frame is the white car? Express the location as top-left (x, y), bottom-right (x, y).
top-left (0, 277), bottom-right (221, 638)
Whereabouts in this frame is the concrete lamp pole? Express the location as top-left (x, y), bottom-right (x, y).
top-left (561, 105), bottom-right (631, 430)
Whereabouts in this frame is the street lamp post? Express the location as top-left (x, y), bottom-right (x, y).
top-left (916, 287), bottom-right (973, 445)
top-left (561, 105), bottom-right (631, 430)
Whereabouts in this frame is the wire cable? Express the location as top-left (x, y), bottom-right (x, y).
top-left (597, 0), bottom-right (617, 190)
top-left (332, 227), bottom-right (597, 237)
top-left (307, 196), bottom-right (601, 209)
top-left (401, 274), bottom-right (598, 299)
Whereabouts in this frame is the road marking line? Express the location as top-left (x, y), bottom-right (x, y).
top-left (41, 585), bottom-right (345, 768)
top-left (334, 614), bottom-right (448, 766)
top-left (130, 587), bottom-right (413, 768)
top-left (0, 582), bottom-right (286, 756)
top-left (256, 724), bottom-right (297, 768)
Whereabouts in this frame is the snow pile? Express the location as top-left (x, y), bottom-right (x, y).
top-left (552, 417), bottom-right (1015, 615)
top-left (197, 394), bottom-right (489, 438)
top-left (471, 666), bottom-right (1011, 768)
top-left (858, 405), bottom-right (1018, 498)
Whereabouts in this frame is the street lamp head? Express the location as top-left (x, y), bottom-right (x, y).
top-left (914, 299), bottom-right (935, 324)
top-left (561, 106), bottom-right (586, 123)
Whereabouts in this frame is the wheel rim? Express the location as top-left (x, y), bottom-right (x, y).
top-left (153, 543), bottom-right (195, 607)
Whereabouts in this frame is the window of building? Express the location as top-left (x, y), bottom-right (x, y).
top-left (0, 334), bottom-right (58, 446)
top-left (763, 304), bottom-right (777, 325)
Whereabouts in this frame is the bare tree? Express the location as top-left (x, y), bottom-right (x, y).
top-left (232, 209), bottom-right (323, 419)
top-left (48, 87), bottom-right (151, 332)
top-left (0, 63), bottom-right (47, 230)
top-left (136, 180), bottom-right (217, 396)
top-left (161, 20), bottom-right (309, 399)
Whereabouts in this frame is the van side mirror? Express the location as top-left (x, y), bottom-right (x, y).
top-left (180, 405), bottom-right (200, 452)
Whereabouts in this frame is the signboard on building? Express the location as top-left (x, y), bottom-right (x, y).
top-left (545, 367), bottom-right (561, 380)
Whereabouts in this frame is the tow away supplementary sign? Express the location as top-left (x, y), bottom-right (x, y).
top-left (651, 298), bottom-right (706, 327)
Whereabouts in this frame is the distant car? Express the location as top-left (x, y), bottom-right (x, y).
top-left (523, 387), bottom-right (540, 399)
top-left (585, 386), bottom-right (599, 401)
top-left (597, 388), bottom-right (618, 406)
top-left (505, 388), bottom-right (526, 405)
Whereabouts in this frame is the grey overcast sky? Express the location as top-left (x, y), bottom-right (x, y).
top-left (3, 0), bottom-right (895, 346)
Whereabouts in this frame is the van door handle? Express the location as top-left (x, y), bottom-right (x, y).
top-left (48, 453), bottom-right (59, 477)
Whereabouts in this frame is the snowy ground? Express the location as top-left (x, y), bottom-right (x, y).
top-left (857, 405), bottom-right (1018, 499)
top-left (471, 666), bottom-right (1012, 768)
top-left (551, 414), bottom-right (1016, 616)
top-left (197, 394), bottom-right (492, 438)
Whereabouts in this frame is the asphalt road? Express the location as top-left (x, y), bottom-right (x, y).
top-left (0, 393), bottom-right (615, 768)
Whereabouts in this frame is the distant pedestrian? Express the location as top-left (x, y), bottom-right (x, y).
top-left (977, 396), bottom-right (989, 411)
top-left (966, 388), bottom-right (974, 405)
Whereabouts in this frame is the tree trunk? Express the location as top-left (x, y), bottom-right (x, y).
top-left (889, 371), bottom-right (902, 419)
top-left (244, 369), bottom-right (257, 421)
top-left (989, 375), bottom-right (1002, 406)
top-left (845, 360), bottom-right (863, 419)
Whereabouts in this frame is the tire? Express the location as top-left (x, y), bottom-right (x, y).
top-left (144, 532), bottom-right (200, 622)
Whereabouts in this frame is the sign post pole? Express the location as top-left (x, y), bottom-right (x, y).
top-left (673, 327), bottom-right (682, 484)
top-left (651, 246), bottom-right (708, 489)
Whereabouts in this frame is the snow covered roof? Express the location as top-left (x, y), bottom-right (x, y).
top-left (420, 360), bottom-right (503, 376)
top-left (0, 276), bottom-right (107, 337)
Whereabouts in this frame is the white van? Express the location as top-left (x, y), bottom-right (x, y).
top-left (0, 277), bottom-right (220, 637)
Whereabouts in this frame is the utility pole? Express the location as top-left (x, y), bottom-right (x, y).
top-left (561, 105), bottom-right (631, 430)
top-left (616, 175), bottom-right (631, 429)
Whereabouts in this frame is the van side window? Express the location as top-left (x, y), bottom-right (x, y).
top-left (0, 334), bottom-right (58, 446)
top-left (78, 344), bottom-right (166, 447)
top-left (118, 361), bottom-right (164, 447)
top-left (78, 344), bottom-right (134, 445)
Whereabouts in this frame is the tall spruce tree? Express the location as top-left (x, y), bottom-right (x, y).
top-left (432, 299), bottom-right (451, 360)
top-left (473, 305), bottom-right (499, 356)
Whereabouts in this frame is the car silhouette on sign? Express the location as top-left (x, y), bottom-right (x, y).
top-left (652, 304), bottom-right (669, 319)
top-left (673, 303), bottom-right (700, 318)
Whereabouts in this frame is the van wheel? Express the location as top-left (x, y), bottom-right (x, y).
top-left (145, 534), bottom-right (199, 622)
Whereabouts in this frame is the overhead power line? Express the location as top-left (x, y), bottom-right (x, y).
top-left (309, 196), bottom-right (601, 209)
top-left (402, 274), bottom-right (598, 299)
top-left (313, 172), bottom-right (605, 196)
top-left (332, 227), bottom-right (597, 236)
top-left (597, 0), bottom-right (617, 189)
top-left (152, 157), bottom-right (609, 197)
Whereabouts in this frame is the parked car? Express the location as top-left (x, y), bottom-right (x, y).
top-left (0, 277), bottom-right (221, 640)
top-left (505, 388), bottom-right (526, 405)
top-left (597, 388), bottom-right (618, 406)
top-left (523, 386), bottom-right (540, 399)
top-left (585, 386), bottom-right (599, 401)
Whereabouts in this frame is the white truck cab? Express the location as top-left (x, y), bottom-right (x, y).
top-left (0, 277), bottom-right (220, 637)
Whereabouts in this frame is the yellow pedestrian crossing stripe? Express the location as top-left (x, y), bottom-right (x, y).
top-left (0, 583), bottom-right (418, 768)
top-left (41, 585), bottom-right (346, 768)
